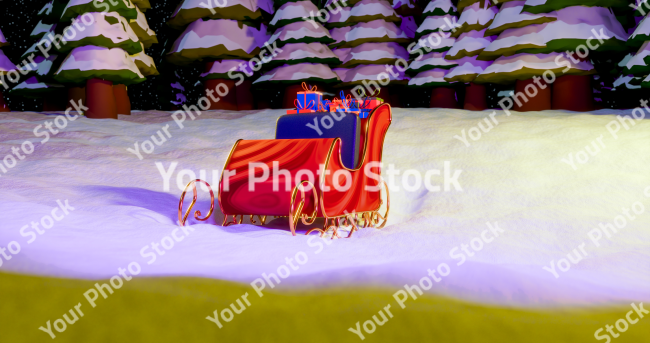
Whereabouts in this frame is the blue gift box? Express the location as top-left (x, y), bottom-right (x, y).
top-left (297, 83), bottom-right (322, 111)
top-left (319, 100), bottom-right (331, 112)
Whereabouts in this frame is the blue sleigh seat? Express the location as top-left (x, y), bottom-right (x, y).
top-left (275, 112), bottom-right (361, 169)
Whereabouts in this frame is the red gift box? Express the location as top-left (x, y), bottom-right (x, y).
top-left (287, 98), bottom-right (316, 114)
top-left (360, 97), bottom-right (383, 111)
top-left (286, 108), bottom-right (315, 114)
top-left (330, 92), bottom-right (354, 112)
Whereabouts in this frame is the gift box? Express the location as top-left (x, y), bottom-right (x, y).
top-left (358, 108), bottom-right (372, 118)
top-left (360, 97), bottom-right (383, 110)
top-left (296, 82), bottom-right (322, 111)
top-left (330, 91), bottom-right (354, 112)
top-left (329, 99), bottom-right (343, 112)
top-left (318, 100), bottom-right (331, 112)
top-left (357, 96), bottom-right (383, 118)
top-left (286, 109), bottom-right (315, 114)
top-left (287, 98), bottom-right (316, 114)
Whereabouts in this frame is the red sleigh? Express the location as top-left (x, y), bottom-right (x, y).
top-left (178, 103), bottom-right (392, 238)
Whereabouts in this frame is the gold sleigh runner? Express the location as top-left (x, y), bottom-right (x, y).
top-left (177, 179), bottom-right (390, 239)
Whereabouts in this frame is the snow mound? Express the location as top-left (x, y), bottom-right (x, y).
top-left (330, 19), bottom-right (409, 48)
top-left (479, 6), bottom-right (628, 60)
top-left (408, 51), bottom-right (458, 73)
top-left (60, 12), bottom-right (143, 55)
top-left (474, 52), bottom-right (595, 84)
top-left (340, 42), bottom-right (408, 67)
top-left (200, 59), bottom-right (248, 79)
top-left (254, 63), bottom-right (341, 84)
top-left (0, 108), bottom-right (648, 307)
top-left (54, 46), bottom-right (145, 85)
top-left (423, 0), bottom-right (457, 16)
top-left (333, 63), bottom-right (409, 84)
top-left (270, 1), bottom-right (319, 28)
top-left (408, 68), bottom-right (453, 86)
top-left (269, 21), bottom-right (335, 46)
top-left (167, 19), bottom-right (269, 65)
top-left (267, 42), bottom-right (341, 67)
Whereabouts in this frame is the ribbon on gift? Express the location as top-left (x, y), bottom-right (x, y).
top-left (360, 89), bottom-right (383, 110)
top-left (296, 82), bottom-right (321, 111)
top-left (355, 88), bottom-right (380, 98)
top-left (318, 99), bottom-right (331, 112)
top-left (302, 82), bottom-right (317, 92)
top-left (339, 91), bottom-right (354, 110)
top-left (329, 97), bottom-right (341, 112)
top-left (286, 98), bottom-right (315, 114)
top-left (350, 99), bottom-right (360, 110)
top-left (296, 98), bottom-right (315, 111)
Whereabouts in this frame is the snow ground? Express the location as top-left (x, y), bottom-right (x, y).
top-left (0, 108), bottom-right (648, 307)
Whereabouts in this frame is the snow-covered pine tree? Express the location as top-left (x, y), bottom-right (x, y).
top-left (167, 0), bottom-right (273, 110)
top-left (407, 0), bottom-right (461, 108)
top-left (327, 0), bottom-right (410, 105)
top-left (0, 28), bottom-right (13, 112)
top-left (9, 1), bottom-right (67, 111)
top-left (53, 0), bottom-right (149, 118)
top-left (475, 0), bottom-right (628, 111)
top-left (623, 3), bottom-right (650, 92)
top-left (443, 0), bottom-right (498, 110)
top-left (254, 0), bottom-right (340, 108)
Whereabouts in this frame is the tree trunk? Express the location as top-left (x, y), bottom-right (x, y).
top-left (513, 78), bottom-right (551, 111)
top-left (552, 75), bottom-right (593, 112)
top-left (204, 78), bottom-right (237, 110)
top-left (86, 78), bottom-right (117, 119)
top-left (236, 79), bottom-right (255, 110)
top-left (256, 98), bottom-right (272, 109)
top-left (113, 84), bottom-right (131, 115)
top-left (43, 96), bottom-right (65, 111)
top-left (430, 87), bottom-right (458, 108)
top-left (464, 83), bottom-right (487, 111)
top-left (68, 86), bottom-right (86, 109)
top-left (0, 90), bottom-right (9, 112)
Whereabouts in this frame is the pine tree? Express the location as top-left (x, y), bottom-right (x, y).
top-left (11, 1), bottom-right (67, 111)
top-left (0, 28), bottom-right (13, 112)
top-left (254, 0), bottom-right (341, 108)
top-left (407, 0), bottom-right (461, 108)
top-left (443, 0), bottom-right (498, 110)
top-left (166, 0), bottom-right (274, 110)
top-left (474, 1), bottom-right (628, 111)
top-left (327, 0), bottom-right (411, 105)
top-left (53, 0), bottom-right (155, 118)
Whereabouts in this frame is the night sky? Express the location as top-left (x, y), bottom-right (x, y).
top-left (1, 0), bottom-right (203, 111)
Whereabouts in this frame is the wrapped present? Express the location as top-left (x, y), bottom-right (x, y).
top-left (318, 100), bottom-right (331, 112)
top-left (330, 91), bottom-right (354, 112)
top-left (361, 97), bottom-right (383, 110)
top-left (296, 82), bottom-right (322, 111)
top-left (286, 109), bottom-right (315, 114)
top-left (329, 99), bottom-right (343, 112)
top-left (286, 98), bottom-right (316, 114)
top-left (358, 94), bottom-right (384, 118)
top-left (358, 109), bottom-right (371, 118)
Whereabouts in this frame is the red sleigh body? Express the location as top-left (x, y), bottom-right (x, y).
top-left (179, 103), bottom-right (392, 237)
